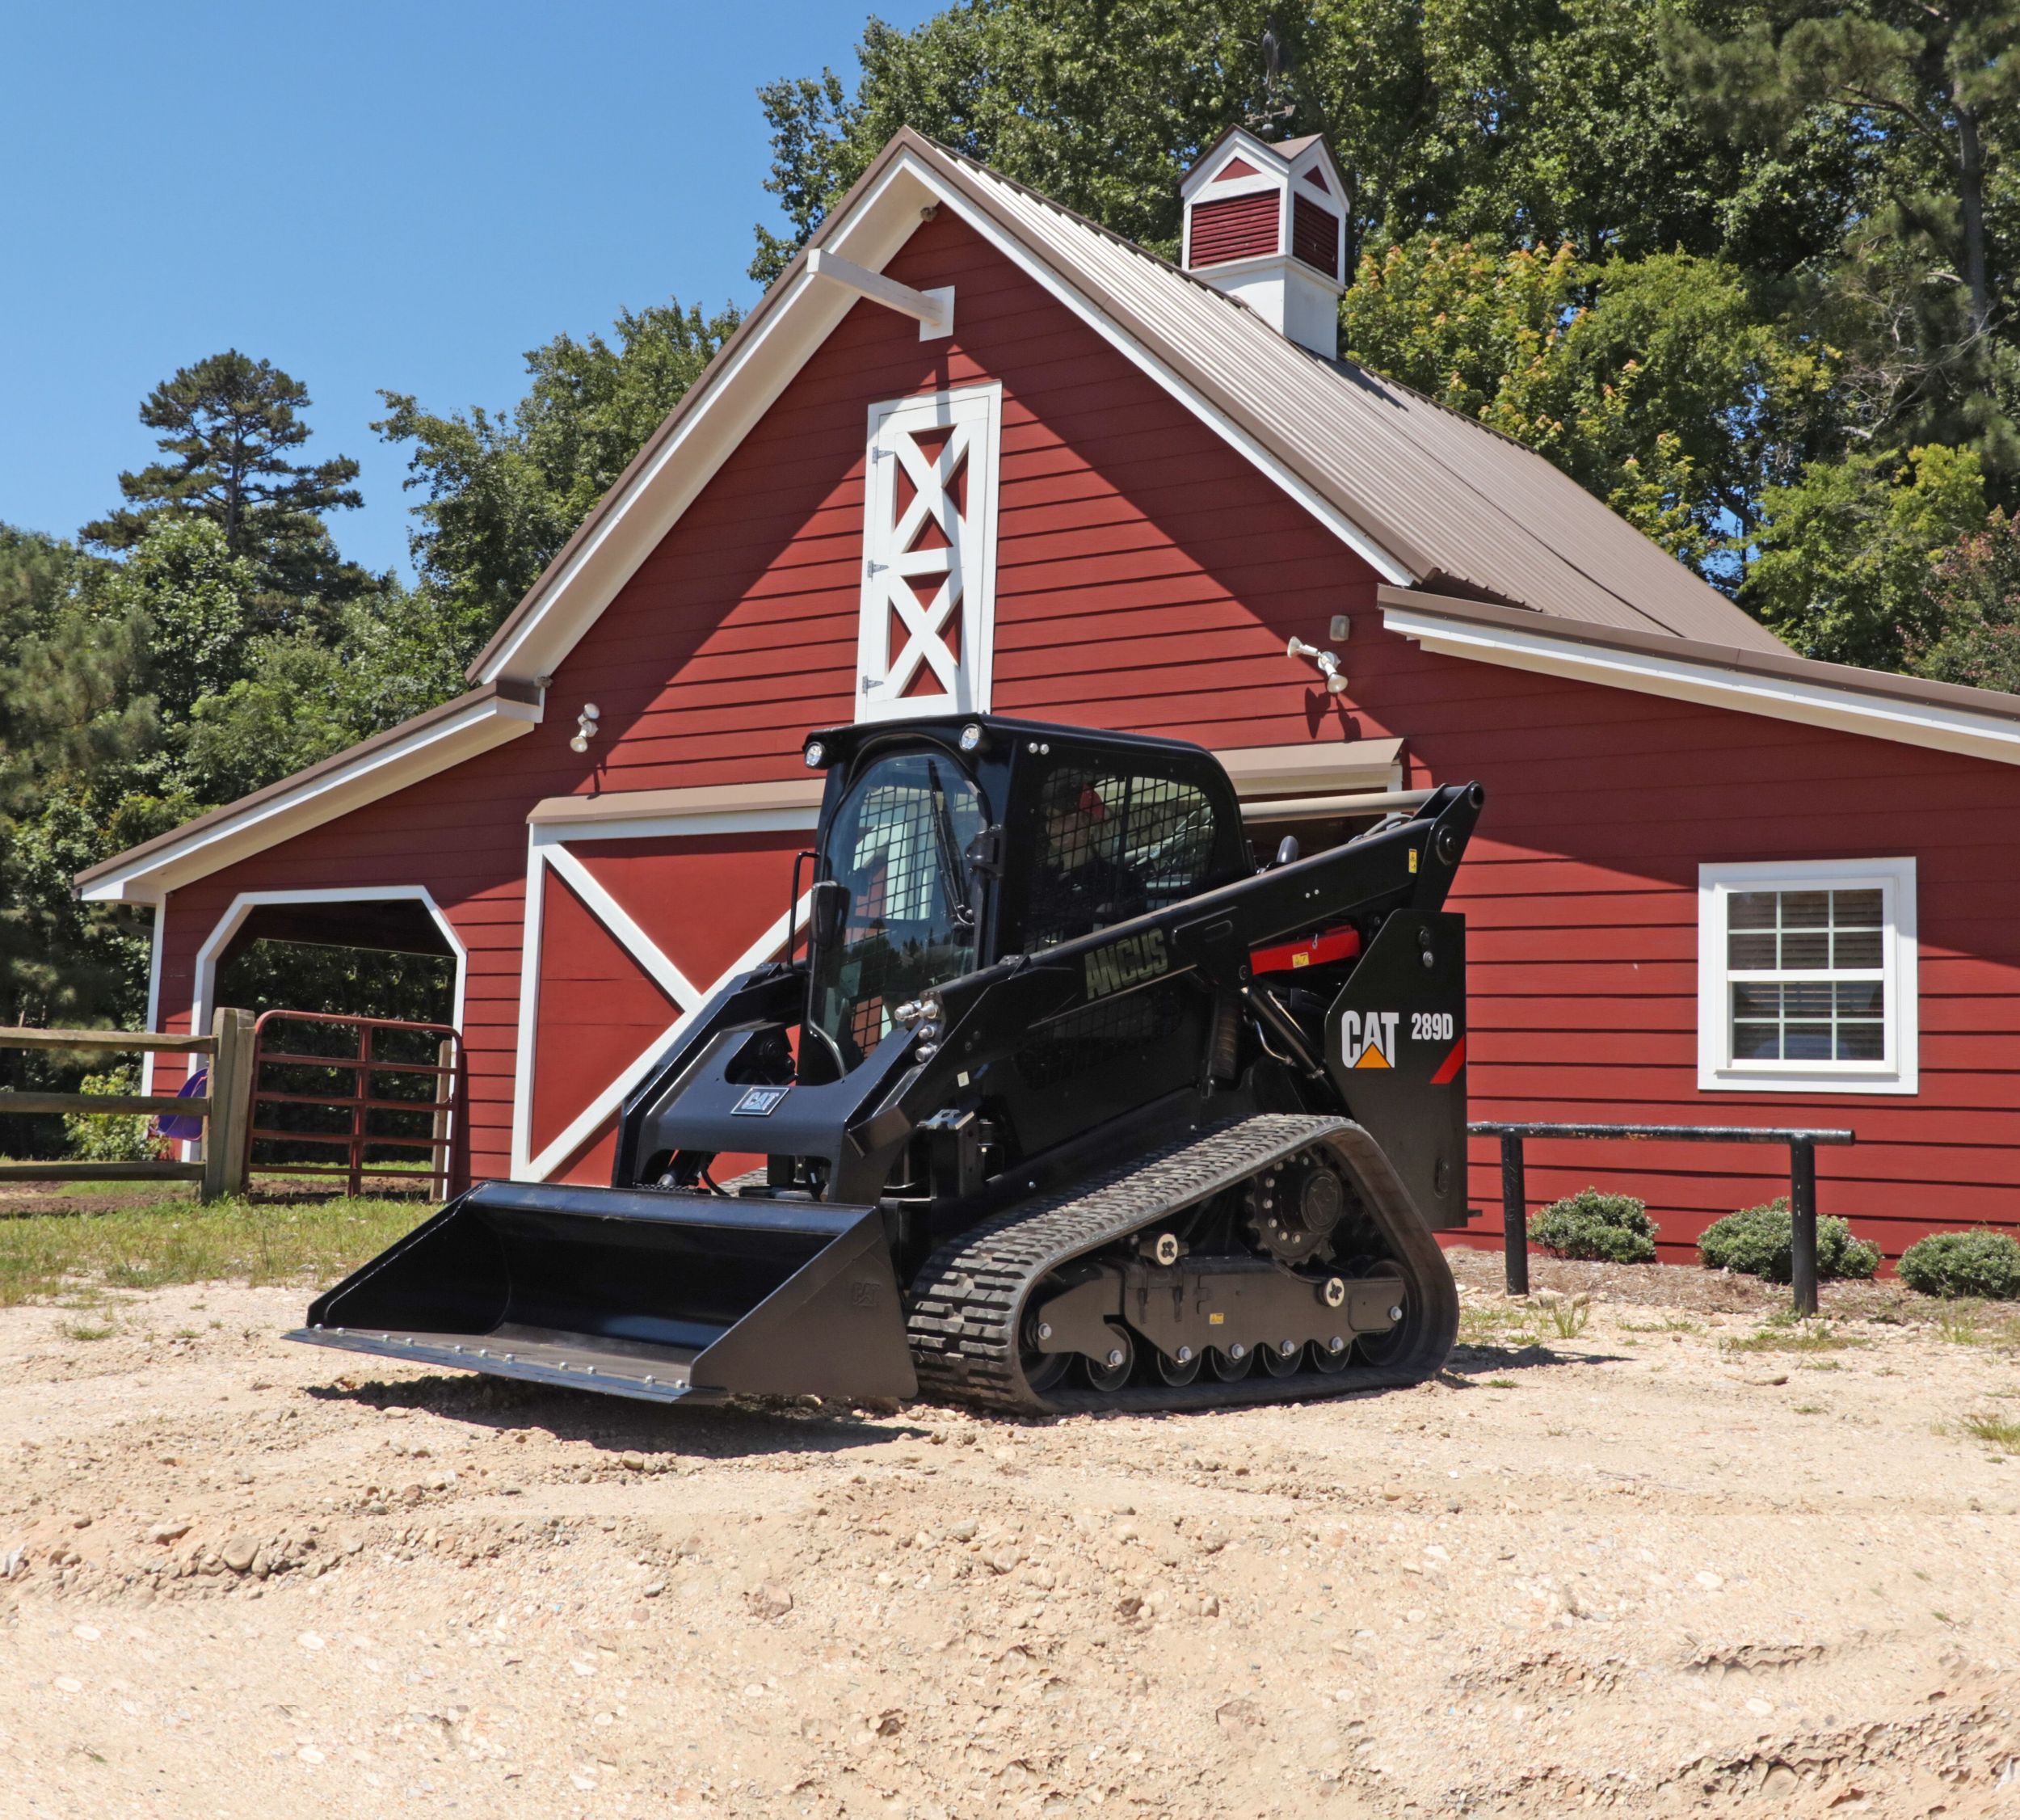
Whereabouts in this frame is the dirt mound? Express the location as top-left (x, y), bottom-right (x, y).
top-left (2, 1273), bottom-right (2016, 1816)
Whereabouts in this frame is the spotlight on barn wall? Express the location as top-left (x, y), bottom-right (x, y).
top-left (1286, 636), bottom-right (1349, 694)
top-left (569, 703), bottom-right (601, 754)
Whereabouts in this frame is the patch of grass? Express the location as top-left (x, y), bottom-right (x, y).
top-left (1959, 1412), bottom-right (2020, 1454)
top-left (0, 1194), bottom-right (431, 1306)
top-left (1488, 1378), bottom-right (1518, 1389)
top-left (1618, 1316), bottom-right (1701, 1335)
top-left (1526, 1293), bottom-right (1592, 1339)
top-left (1456, 1304), bottom-right (1546, 1350)
top-left (1547, 1299), bottom-right (1592, 1339)
top-left (1721, 1320), bottom-right (1866, 1355)
top-left (1793, 1403), bottom-right (1825, 1414)
top-left (1937, 1303), bottom-right (1989, 1346)
top-left (61, 1320), bottom-right (116, 1341)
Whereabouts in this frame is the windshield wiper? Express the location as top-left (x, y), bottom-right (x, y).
top-left (924, 760), bottom-right (976, 931)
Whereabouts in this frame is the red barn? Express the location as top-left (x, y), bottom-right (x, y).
top-left (78, 128), bottom-right (2020, 1258)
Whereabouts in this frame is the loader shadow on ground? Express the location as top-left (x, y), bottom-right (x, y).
top-left (303, 1370), bottom-right (926, 1460)
top-left (1443, 1342), bottom-right (1628, 1376)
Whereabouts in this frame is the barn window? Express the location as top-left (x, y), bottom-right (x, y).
top-left (856, 381), bottom-right (1003, 723)
top-left (1696, 857), bottom-right (1917, 1094)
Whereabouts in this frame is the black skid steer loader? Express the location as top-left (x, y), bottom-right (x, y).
top-left (292, 715), bottom-right (1483, 1414)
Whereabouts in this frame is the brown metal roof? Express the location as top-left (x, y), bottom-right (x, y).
top-left (470, 128), bottom-right (1786, 682)
top-left (920, 137), bottom-right (1787, 653)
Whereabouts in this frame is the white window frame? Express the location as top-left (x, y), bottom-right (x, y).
top-left (1696, 857), bottom-right (1918, 1094)
top-left (856, 381), bottom-right (1002, 723)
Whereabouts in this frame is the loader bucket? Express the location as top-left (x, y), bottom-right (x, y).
top-left (286, 1181), bottom-right (918, 1405)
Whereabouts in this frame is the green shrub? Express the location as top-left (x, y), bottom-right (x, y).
top-left (1899, 1230), bottom-right (2020, 1300)
top-left (1698, 1196), bottom-right (1881, 1283)
top-left (1527, 1188), bottom-right (1658, 1263)
top-left (61, 1067), bottom-right (166, 1165)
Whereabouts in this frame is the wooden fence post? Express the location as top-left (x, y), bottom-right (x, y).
top-left (200, 1008), bottom-right (255, 1202)
top-left (431, 1038), bottom-right (457, 1197)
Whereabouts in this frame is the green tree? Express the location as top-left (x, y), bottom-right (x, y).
top-left (83, 350), bottom-right (367, 602)
top-left (0, 527), bottom-right (154, 1035)
top-left (1672, 1), bottom-right (2020, 469)
top-left (751, 0), bottom-right (1862, 280)
top-left (89, 516), bottom-right (255, 723)
top-left (1744, 444), bottom-right (1991, 666)
top-left (376, 299), bottom-right (740, 638)
top-left (176, 586), bottom-right (471, 807)
top-left (1340, 238), bottom-right (1833, 568)
top-left (1907, 508), bottom-right (2020, 691)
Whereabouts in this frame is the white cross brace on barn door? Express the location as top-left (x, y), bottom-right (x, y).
top-left (856, 382), bottom-right (1003, 722)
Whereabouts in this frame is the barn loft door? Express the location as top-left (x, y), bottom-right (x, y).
top-left (856, 382), bottom-right (1003, 723)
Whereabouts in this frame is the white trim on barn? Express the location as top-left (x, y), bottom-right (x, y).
top-left (1382, 600), bottom-right (2020, 769)
top-left (856, 381), bottom-right (1003, 722)
top-left (139, 893), bottom-right (166, 1097)
top-left (467, 145), bottom-right (1413, 693)
top-left (1695, 856), bottom-right (1919, 1096)
top-left (77, 689), bottom-right (544, 904)
top-left (191, 887), bottom-right (470, 1047)
top-left (187, 886), bottom-right (471, 1166)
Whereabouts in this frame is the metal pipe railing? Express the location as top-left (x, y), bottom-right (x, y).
top-left (1469, 1122), bottom-right (1857, 1316)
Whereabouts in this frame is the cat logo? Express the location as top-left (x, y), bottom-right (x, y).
top-left (732, 1085), bottom-right (792, 1116)
top-left (1340, 1009), bottom-right (1399, 1071)
top-left (1084, 929), bottom-right (1169, 999)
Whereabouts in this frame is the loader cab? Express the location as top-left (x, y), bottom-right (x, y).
top-left (799, 716), bottom-right (1248, 1088)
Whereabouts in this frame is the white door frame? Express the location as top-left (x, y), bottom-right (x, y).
top-left (183, 886), bottom-right (469, 1165)
top-left (509, 806), bottom-right (819, 1182)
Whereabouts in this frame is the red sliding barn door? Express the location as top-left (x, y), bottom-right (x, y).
top-left (512, 826), bottom-right (807, 1183)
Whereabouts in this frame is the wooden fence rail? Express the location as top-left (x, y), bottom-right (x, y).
top-left (0, 1009), bottom-right (255, 1201)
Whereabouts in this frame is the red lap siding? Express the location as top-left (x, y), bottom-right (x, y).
top-left (145, 212), bottom-right (2020, 1256)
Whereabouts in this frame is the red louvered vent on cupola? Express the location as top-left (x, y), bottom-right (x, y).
top-left (1189, 192), bottom-right (1279, 267)
top-left (1292, 196), bottom-right (1340, 276)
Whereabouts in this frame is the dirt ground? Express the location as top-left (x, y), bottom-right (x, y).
top-left (2, 1249), bottom-right (2017, 1820)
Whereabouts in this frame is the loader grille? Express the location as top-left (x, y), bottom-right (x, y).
top-left (1014, 979), bottom-right (1189, 1090)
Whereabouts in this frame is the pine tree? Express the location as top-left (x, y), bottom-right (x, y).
top-left (83, 350), bottom-right (367, 600)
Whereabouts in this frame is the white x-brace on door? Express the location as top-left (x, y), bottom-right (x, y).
top-left (856, 381), bottom-right (1003, 722)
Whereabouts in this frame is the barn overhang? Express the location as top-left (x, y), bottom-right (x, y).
top-left (74, 681), bottom-right (545, 905)
top-left (1380, 588), bottom-right (2020, 769)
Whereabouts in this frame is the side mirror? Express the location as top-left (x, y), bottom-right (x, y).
top-left (810, 878), bottom-right (850, 949)
top-left (1273, 834), bottom-right (1301, 869)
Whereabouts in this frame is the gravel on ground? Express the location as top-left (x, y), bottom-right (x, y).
top-left (1, 1251), bottom-right (2016, 1818)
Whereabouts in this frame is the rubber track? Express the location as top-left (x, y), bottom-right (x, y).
top-left (906, 1113), bottom-right (1450, 1415)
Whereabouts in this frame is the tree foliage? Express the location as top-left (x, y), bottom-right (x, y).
top-left (375, 300), bottom-right (739, 640)
top-left (83, 350), bottom-right (368, 605)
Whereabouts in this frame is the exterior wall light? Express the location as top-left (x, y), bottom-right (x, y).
top-left (1286, 636), bottom-right (1349, 694)
top-left (569, 703), bottom-right (601, 754)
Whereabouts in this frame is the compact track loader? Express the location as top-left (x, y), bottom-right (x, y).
top-left (292, 715), bottom-right (1483, 1414)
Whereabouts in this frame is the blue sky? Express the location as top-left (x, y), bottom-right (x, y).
top-left (2, 1), bottom-right (936, 579)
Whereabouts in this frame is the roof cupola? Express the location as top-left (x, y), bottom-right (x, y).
top-left (1180, 127), bottom-right (1346, 358)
